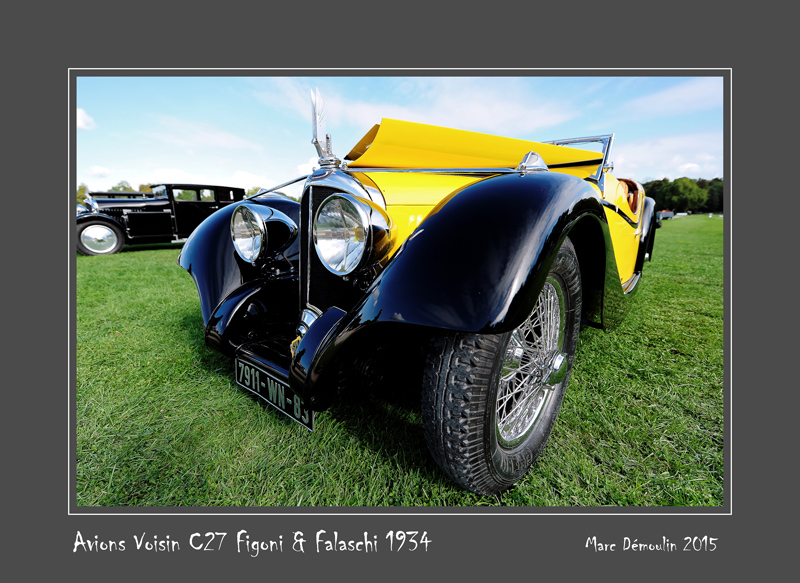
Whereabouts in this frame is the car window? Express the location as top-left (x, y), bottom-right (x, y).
top-left (218, 189), bottom-right (234, 201)
top-left (174, 189), bottom-right (198, 201)
top-left (200, 189), bottom-right (214, 201)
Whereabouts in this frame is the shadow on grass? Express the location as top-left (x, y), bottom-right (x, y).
top-left (180, 318), bottom-right (454, 493)
top-left (323, 377), bottom-right (457, 492)
top-left (120, 242), bottom-right (185, 253)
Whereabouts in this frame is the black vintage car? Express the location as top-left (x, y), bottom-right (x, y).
top-left (76, 183), bottom-right (245, 255)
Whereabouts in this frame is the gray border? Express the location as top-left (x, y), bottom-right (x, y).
top-left (9, 48), bottom-right (754, 575)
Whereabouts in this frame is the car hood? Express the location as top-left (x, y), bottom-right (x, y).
top-left (342, 119), bottom-right (604, 230)
top-left (345, 118), bottom-right (602, 177)
top-left (93, 197), bottom-right (168, 210)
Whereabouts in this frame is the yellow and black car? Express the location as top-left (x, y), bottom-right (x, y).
top-left (179, 91), bottom-right (658, 495)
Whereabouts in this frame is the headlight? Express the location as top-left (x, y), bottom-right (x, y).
top-left (314, 193), bottom-right (370, 275)
top-left (231, 205), bottom-right (266, 264)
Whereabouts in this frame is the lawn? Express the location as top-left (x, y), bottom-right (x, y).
top-left (74, 214), bottom-right (724, 507)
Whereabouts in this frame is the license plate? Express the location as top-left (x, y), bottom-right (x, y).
top-left (234, 358), bottom-right (313, 431)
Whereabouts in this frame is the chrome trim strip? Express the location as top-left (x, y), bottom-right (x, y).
top-left (305, 185), bottom-right (314, 308)
top-left (600, 199), bottom-right (638, 228)
top-left (306, 168), bottom-right (386, 208)
top-left (343, 167), bottom-right (515, 175)
top-left (344, 147), bottom-right (601, 177)
top-left (621, 271), bottom-right (641, 294)
top-left (542, 134), bottom-right (615, 182)
top-left (246, 175), bottom-right (309, 199)
top-left (356, 182), bottom-right (386, 210)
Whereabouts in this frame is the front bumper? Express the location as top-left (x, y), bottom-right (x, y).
top-left (234, 306), bottom-right (346, 411)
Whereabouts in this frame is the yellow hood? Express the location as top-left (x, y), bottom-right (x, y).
top-left (344, 119), bottom-right (604, 251)
top-left (346, 118), bottom-right (601, 172)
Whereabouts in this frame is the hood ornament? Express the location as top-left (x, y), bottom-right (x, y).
top-left (311, 88), bottom-right (340, 168)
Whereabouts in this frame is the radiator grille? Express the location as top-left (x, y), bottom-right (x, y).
top-left (299, 185), bottom-right (361, 315)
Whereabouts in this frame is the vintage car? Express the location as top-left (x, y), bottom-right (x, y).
top-left (76, 183), bottom-right (245, 255)
top-left (178, 92), bottom-right (658, 495)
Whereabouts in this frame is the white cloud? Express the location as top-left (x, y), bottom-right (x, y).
top-left (149, 117), bottom-right (263, 151)
top-left (296, 156), bottom-right (318, 175)
top-left (612, 132), bottom-right (723, 181)
top-left (107, 168), bottom-right (283, 192)
top-left (252, 77), bottom-right (312, 119)
top-left (88, 165), bottom-right (110, 177)
top-left (138, 168), bottom-right (210, 185)
top-left (254, 78), bottom-right (580, 137)
top-left (228, 170), bottom-right (280, 190)
top-left (623, 78), bottom-right (723, 118)
top-left (678, 162), bottom-right (701, 173)
top-left (77, 108), bottom-right (96, 130)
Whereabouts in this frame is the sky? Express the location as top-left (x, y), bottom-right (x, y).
top-left (76, 74), bottom-right (725, 193)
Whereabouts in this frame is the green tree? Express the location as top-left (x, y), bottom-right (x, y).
top-left (668, 177), bottom-right (708, 213)
top-left (138, 184), bottom-right (153, 193)
top-left (109, 180), bottom-right (135, 192)
top-left (642, 178), bottom-right (671, 210)
top-left (76, 183), bottom-right (89, 205)
top-left (246, 186), bottom-right (262, 196)
top-left (704, 178), bottom-right (723, 213)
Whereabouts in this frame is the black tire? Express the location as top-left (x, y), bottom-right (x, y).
top-left (421, 237), bottom-right (581, 495)
top-left (77, 221), bottom-right (125, 256)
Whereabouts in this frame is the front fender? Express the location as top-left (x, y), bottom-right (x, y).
top-left (179, 196), bottom-right (301, 355)
top-left (76, 212), bottom-right (125, 232)
top-left (635, 196), bottom-right (657, 274)
top-left (357, 171), bottom-right (604, 334)
top-left (178, 202), bottom-right (246, 326)
top-left (292, 171), bottom-right (612, 405)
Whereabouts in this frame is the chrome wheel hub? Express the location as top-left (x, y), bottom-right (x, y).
top-left (496, 276), bottom-right (567, 447)
top-left (81, 225), bottom-right (119, 254)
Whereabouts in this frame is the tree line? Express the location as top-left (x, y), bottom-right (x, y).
top-left (77, 178), bottom-right (723, 214)
top-left (642, 177), bottom-right (723, 214)
top-left (76, 181), bottom-right (152, 205)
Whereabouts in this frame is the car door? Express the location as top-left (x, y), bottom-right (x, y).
top-left (215, 186), bottom-right (243, 209)
top-left (171, 187), bottom-right (219, 237)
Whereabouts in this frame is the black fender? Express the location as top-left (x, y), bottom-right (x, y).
top-left (635, 196), bottom-right (657, 273)
top-left (76, 213), bottom-right (127, 240)
top-left (361, 171), bottom-right (606, 333)
top-left (178, 196), bottom-right (300, 355)
top-left (291, 171), bottom-right (621, 406)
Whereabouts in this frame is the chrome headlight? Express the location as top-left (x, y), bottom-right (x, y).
top-left (313, 193), bottom-right (371, 275)
top-left (231, 204), bottom-right (266, 264)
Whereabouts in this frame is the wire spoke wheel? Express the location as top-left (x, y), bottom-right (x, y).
top-left (496, 276), bottom-right (566, 447)
top-left (422, 237), bottom-right (581, 495)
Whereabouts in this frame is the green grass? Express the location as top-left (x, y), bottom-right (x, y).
top-left (75, 214), bottom-right (724, 507)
